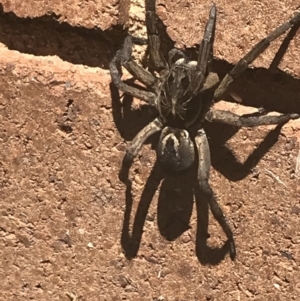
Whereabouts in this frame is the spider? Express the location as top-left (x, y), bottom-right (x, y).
top-left (110, 5), bottom-right (300, 260)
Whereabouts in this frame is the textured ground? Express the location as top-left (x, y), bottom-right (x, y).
top-left (0, 0), bottom-right (300, 300)
top-left (156, 0), bottom-right (300, 77)
top-left (1, 0), bottom-right (129, 30)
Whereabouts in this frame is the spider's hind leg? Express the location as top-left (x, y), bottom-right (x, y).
top-left (195, 128), bottom-right (236, 260)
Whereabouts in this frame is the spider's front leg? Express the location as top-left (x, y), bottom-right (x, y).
top-left (195, 128), bottom-right (236, 260)
top-left (214, 10), bottom-right (300, 100)
top-left (146, 10), bottom-right (167, 70)
top-left (190, 4), bottom-right (217, 95)
top-left (110, 36), bottom-right (157, 104)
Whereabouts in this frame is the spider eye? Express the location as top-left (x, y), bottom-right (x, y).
top-left (187, 61), bottom-right (197, 68)
top-left (157, 127), bottom-right (195, 173)
top-left (180, 130), bottom-right (189, 139)
top-left (175, 58), bottom-right (185, 65)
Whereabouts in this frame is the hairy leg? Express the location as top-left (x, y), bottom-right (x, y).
top-left (124, 118), bottom-right (163, 164)
top-left (195, 128), bottom-right (236, 260)
top-left (146, 11), bottom-right (167, 70)
top-left (119, 118), bottom-right (163, 183)
top-left (121, 36), bottom-right (157, 87)
top-left (190, 4), bottom-right (217, 94)
top-left (214, 11), bottom-right (300, 100)
top-left (110, 36), bottom-right (157, 103)
top-left (205, 109), bottom-right (299, 127)
top-left (197, 4), bottom-right (216, 74)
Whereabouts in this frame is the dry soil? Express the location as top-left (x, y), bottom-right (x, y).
top-left (0, 1), bottom-right (300, 300)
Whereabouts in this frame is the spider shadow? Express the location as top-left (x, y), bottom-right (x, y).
top-left (110, 53), bottom-right (292, 267)
top-left (207, 23), bottom-right (300, 180)
top-left (111, 81), bottom-right (232, 264)
top-left (0, 3), bottom-right (132, 69)
top-left (120, 159), bottom-right (232, 264)
top-left (205, 120), bottom-right (287, 182)
top-left (118, 119), bottom-right (287, 264)
top-left (111, 0), bottom-right (300, 264)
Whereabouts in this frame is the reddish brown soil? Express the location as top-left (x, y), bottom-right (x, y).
top-left (157, 0), bottom-right (300, 77)
top-left (1, 0), bottom-right (129, 30)
top-left (0, 1), bottom-right (300, 300)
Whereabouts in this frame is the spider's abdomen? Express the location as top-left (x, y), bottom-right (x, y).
top-left (156, 127), bottom-right (195, 173)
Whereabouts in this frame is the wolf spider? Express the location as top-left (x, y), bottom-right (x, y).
top-left (110, 5), bottom-right (300, 260)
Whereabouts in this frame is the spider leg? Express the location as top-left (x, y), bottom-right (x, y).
top-left (124, 60), bottom-right (157, 88)
top-left (146, 11), bottom-right (167, 70)
top-left (195, 128), bottom-right (236, 260)
top-left (119, 118), bottom-right (163, 183)
top-left (197, 4), bottom-right (216, 73)
top-left (123, 118), bottom-right (163, 164)
top-left (214, 11), bottom-right (300, 100)
top-left (205, 109), bottom-right (299, 127)
top-left (122, 36), bottom-right (157, 87)
top-left (190, 4), bottom-right (217, 94)
top-left (110, 36), bottom-right (156, 104)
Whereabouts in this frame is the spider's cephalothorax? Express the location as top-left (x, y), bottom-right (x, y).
top-left (110, 4), bottom-right (300, 260)
top-left (158, 59), bottom-right (199, 122)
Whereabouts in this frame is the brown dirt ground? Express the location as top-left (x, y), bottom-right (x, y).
top-left (0, 1), bottom-right (300, 301)
top-left (1, 0), bottom-right (130, 30)
top-left (156, 0), bottom-right (300, 77)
